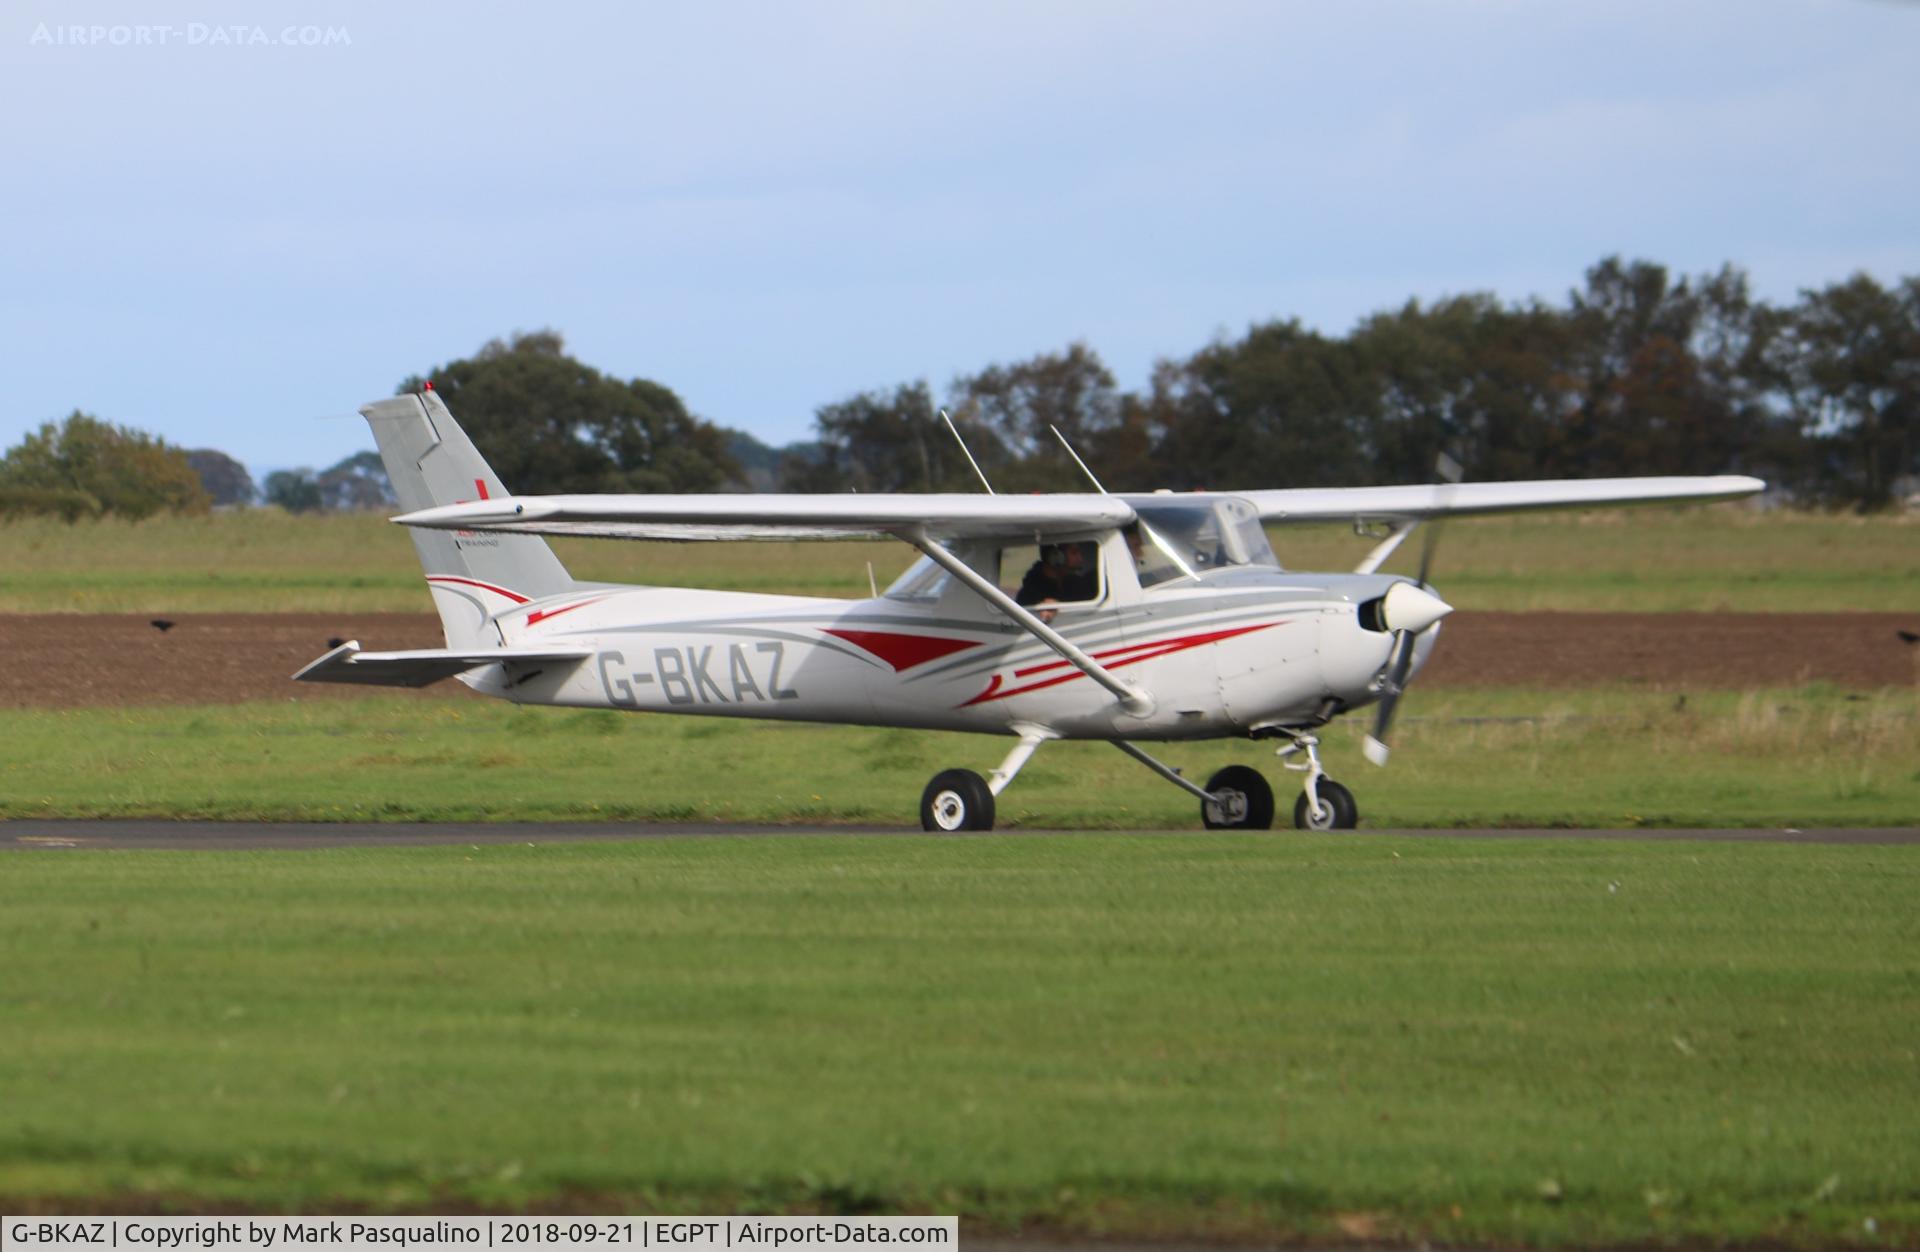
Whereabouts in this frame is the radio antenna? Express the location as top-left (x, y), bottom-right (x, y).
top-left (1054, 425), bottom-right (1199, 583)
top-left (941, 409), bottom-right (995, 494)
top-left (1050, 425), bottom-right (1108, 493)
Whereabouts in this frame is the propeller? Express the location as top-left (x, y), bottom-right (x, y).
top-left (1362, 453), bottom-right (1462, 766)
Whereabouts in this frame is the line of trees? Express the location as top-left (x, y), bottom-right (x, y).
top-left (787, 259), bottom-right (1920, 509)
top-left (4, 257), bottom-right (1915, 519)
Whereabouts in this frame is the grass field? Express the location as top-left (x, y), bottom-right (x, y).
top-left (5, 504), bottom-right (1916, 1244)
top-left (1, 834), bottom-right (1914, 1245)
top-left (2, 687), bottom-right (1914, 828)
top-left (3, 505), bottom-right (1915, 613)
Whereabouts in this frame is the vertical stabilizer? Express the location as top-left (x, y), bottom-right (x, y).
top-left (360, 390), bottom-right (574, 647)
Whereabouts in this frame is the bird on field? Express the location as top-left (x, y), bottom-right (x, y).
top-left (1898, 630), bottom-right (1919, 645)
top-left (150, 619), bottom-right (174, 633)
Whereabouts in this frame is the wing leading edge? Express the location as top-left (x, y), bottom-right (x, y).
top-left (393, 493), bottom-right (1137, 542)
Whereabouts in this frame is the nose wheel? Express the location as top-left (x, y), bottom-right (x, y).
top-left (1293, 778), bottom-right (1357, 830)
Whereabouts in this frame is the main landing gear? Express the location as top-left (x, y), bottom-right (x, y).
top-left (917, 724), bottom-right (1360, 832)
top-left (921, 769), bottom-right (995, 832)
top-left (919, 726), bottom-right (1055, 832)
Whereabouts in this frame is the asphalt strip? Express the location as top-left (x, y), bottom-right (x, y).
top-left (3, 820), bottom-right (1916, 850)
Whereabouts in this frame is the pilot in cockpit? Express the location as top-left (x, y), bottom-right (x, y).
top-left (1016, 541), bottom-right (1098, 619)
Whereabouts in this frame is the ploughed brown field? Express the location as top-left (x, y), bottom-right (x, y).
top-left (2, 612), bottom-right (1914, 709)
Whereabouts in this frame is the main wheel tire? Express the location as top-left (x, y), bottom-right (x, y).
top-left (921, 768), bottom-right (996, 832)
top-left (1293, 779), bottom-right (1359, 830)
top-left (1201, 765), bottom-right (1275, 830)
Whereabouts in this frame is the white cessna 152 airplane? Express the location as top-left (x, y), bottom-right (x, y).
top-left (297, 387), bottom-right (1763, 831)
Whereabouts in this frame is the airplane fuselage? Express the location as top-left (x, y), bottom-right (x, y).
top-left (456, 569), bottom-right (1437, 742)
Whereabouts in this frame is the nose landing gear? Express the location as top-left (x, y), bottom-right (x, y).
top-left (1277, 731), bottom-right (1359, 830)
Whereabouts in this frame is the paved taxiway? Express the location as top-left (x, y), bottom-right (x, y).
top-left (4, 819), bottom-right (1916, 850)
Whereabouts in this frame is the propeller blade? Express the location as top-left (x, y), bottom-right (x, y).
top-left (1415, 452), bottom-right (1463, 588)
top-left (1366, 629), bottom-right (1417, 766)
top-left (1369, 451), bottom-right (1464, 766)
top-left (1414, 520), bottom-right (1441, 589)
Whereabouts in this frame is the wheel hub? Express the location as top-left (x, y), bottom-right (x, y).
top-left (932, 791), bottom-right (966, 830)
top-left (1209, 789), bottom-right (1248, 823)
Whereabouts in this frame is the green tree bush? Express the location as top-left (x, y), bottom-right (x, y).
top-left (0, 412), bottom-right (209, 519)
top-left (401, 331), bottom-right (737, 494)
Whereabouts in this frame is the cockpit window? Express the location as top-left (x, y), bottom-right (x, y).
top-left (1008, 540), bottom-right (1100, 606)
top-left (1127, 496), bottom-right (1280, 588)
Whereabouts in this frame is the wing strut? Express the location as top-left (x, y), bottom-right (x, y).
top-left (1110, 739), bottom-right (1216, 802)
top-left (1353, 521), bottom-right (1416, 574)
top-left (907, 531), bottom-right (1155, 718)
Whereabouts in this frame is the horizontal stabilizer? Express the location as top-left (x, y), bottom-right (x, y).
top-left (292, 641), bottom-right (595, 688)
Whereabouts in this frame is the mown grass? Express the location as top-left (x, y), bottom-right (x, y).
top-left (0, 835), bottom-right (1914, 1245)
top-left (1, 687), bottom-right (1914, 828)
top-left (2, 505), bottom-right (1914, 613)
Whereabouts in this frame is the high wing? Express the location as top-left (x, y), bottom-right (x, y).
top-left (1240, 475), bottom-right (1764, 523)
top-left (397, 478), bottom-right (1763, 543)
top-left (293, 640), bottom-right (595, 688)
top-left (393, 493), bottom-right (1136, 542)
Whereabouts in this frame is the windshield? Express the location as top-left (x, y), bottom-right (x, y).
top-left (1128, 496), bottom-right (1279, 588)
top-left (883, 555), bottom-right (951, 602)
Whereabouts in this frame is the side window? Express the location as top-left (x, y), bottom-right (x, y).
top-left (1004, 540), bottom-right (1101, 607)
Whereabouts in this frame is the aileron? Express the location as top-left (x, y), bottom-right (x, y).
top-left (1243, 475), bottom-right (1764, 523)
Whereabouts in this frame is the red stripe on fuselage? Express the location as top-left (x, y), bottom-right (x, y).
top-left (824, 628), bottom-right (982, 672)
top-left (426, 575), bottom-right (529, 604)
top-left (961, 621), bottom-right (1283, 707)
top-left (525, 599), bottom-right (597, 626)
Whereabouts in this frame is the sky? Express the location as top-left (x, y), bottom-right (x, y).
top-left (2, 0), bottom-right (1917, 481)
